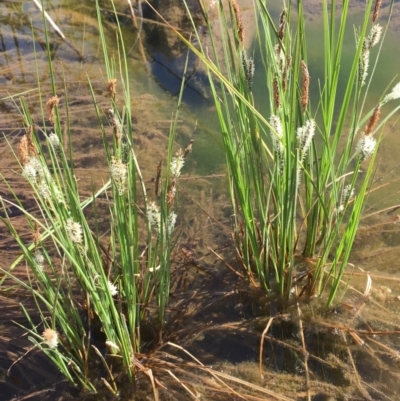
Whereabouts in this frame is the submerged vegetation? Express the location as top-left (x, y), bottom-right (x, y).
top-left (1, 0), bottom-right (400, 399)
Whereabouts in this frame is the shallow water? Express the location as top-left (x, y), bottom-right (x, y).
top-left (1, 1), bottom-right (400, 400)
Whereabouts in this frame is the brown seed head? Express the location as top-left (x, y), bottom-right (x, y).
top-left (282, 68), bottom-right (287, 93)
top-left (107, 109), bottom-right (121, 146)
top-left (183, 136), bottom-right (194, 158)
top-left (18, 135), bottom-right (29, 166)
top-left (373, 0), bottom-right (382, 24)
top-left (278, 10), bottom-right (286, 40)
top-left (19, 126), bottom-right (38, 165)
top-left (27, 126), bottom-right (38, 157)
top-left (301, 61), bottom-right (310, 113)
top-left (46, 96), bottom-right (59, 125)
top-left (167, 180), bottom-right (176, 207)
top-left (365, 103), bottom-right (381, 136)
top-left (231, 0), bottom-right (245, 45)
top-left (33, 223), bottom-right (41, 246)
top-left (113, 119), bottom-right (121, 146)
top-left (273, 77), bottom-right (281, 109)
top-left (106, 78), bottom-right (117, 98)
top-left (155, 160), bottom-right (162, 197)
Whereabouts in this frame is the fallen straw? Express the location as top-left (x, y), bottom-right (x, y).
top-left (32, 0), bottom-right (66, 39)
top-left (31, 0), bottom-right (85, 60)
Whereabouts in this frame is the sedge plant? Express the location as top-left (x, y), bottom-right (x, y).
top-left (0, 0), bottom-right (192, 393)
top-left (175, 0), bottom-right (400, 306)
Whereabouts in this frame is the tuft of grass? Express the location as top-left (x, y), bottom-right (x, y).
top-left (174, 0), bottom-right (400, 307)
top-left (0, 0), bottom-right (192, 393)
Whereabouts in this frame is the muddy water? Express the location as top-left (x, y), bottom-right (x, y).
top-left (1, 1), bottom-right (400, 400)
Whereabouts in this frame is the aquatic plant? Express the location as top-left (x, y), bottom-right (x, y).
top-left (0, 0), bottom-right (192, 393)
top-left (175, 0), bottom-right (400, 306)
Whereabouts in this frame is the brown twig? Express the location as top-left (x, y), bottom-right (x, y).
top-left (207, 247), bottom-right (245, 278)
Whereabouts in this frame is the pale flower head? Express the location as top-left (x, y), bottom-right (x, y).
top-left (270, 114), bottom-right (285, 174)
top-left (110, 157), bottom-right (127, 196)
top-left (42, 328), bottom-right (58, 349)
top-left (38, 181), bottom-right (51, 200)
top-left (53, 185), bottom-right (65, 204)
top-left (167, 212), bottom-right (177, 235)
top-left (34, 249), bottom-right (45, 269)
top-left (241, 50), bottom-right (255, 89)
top-left (356, 134), bottom-right (376, 161)
top-left (48, 132), bottom-right (61, 152)
top-left (383, 82), bottom-right (400, 103)
top-left (273, 44), bottom-right (286, 74)
top-left (170, 154), bottom-right (185, 178)
top-left (359, 49), bottom-right (370, 87)
top-left (270, 114), bottom-right (283, 139)
top-left (65, 218), bottom-right (83, 244)
top-left (147, 202), bottom-right (161, 229)
top-left (297, 119), bottom-right (316, 159)
top-left (23, 157), bottom-right (42, 182)
top-left (337, 204), bottom-right (345, 215)
top-left (358, 24), bottom-right (382, 87)
top-left (367, 24), bottom-right (383, 48)
top-left (341, 184), bottom-right (355, 205)
top-left (107, 280), bottom-right (118, 296)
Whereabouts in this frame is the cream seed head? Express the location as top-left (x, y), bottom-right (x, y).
top-left (23, 157), bottom-right (42, 181)
top-left (359, 49), bottom-right (370, 86)
top-left (356, 134), bottom-right (376, 161)
top-left (53, 185), bottom-right (65, 204)
top-left (367, 24), bottom-right (383, 48)
top-left (49, 132), bottom-right (61, 153)
top-left (34, 249), bottom-right (45, 269)
top-left (270, 114), bottom-right (283, 139)
top-left (38, 181), bottom-right (51, 200)
top-left (167, 212), bottom-right (177, 235)
top-left (65, 218), bottom-right (83, 244)
top-left (170, 155), bottom-right (185, 178)
top-left (270, 115), bottom-right (284, 174)
top-left (383, 82), bottom-right (400, 103)
top-left (274, 44), bottom-right (286, 74)
top-left (147, 202), bottom-right (161, 229)
top-left (341, 184), bottom-right (355, 205)
top-left (241, 50), bottom-right (255, 89)
top-left (107, 281), bottom-right (118, 296)
top-left (42, 328), bottom-right (58, 349)
top-left (23, 163), bottom-right (38, 182)
top-left (110, 157), bottom-right (127, 196)
top-left (359, 25), bottom-right (382, 86)
top-left (297, 119), bottom-right (316, 159)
